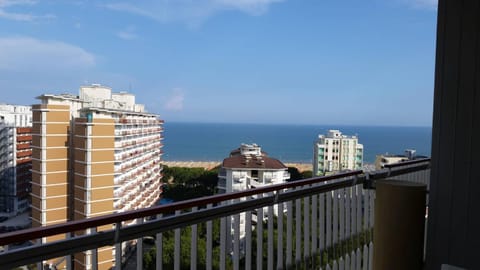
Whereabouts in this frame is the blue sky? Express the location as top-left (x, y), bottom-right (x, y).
top-left (0, 0), bottom-right (437, 126)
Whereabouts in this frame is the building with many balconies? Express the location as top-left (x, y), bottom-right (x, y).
top-left (218, 143), bottom-right (290, 194)
top-left (0, 104), bottom-right (32, 216)
top-left (218, 143), bottom-right (290, 251)
top-left (30, 85), bottom-right (163, 270)
top-left (313, 130), bottom-right (363, 176)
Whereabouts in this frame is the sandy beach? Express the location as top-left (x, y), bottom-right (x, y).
top-left (161, 161), bottom-right (312, 172)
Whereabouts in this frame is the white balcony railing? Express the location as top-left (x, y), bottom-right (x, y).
top-left (0, 159), bottom-right (430, 270)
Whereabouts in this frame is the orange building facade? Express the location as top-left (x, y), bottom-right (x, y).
top-left (30, 85), bottom-right (163, 269)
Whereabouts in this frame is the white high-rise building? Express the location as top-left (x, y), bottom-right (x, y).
top-left (313, 130), bottom-right (363, 176)
top-left (0, 104), bottom-right (32, 215)
top-left (218, 143), bottom-right (290, 250)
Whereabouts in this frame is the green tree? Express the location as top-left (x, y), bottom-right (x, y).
top-left (287, 167), bottom-right (302, 181)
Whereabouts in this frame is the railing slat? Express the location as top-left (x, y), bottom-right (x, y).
top-left (356, 186), bottom-right (361, 236)
top-left (136, 221), bottom-right (144, 270)
top-left (114, 222), bottom-right (122, 270)
top-left (245, 208), bottom-right (252, 270)
top-left (346, 187), bottom-right (351, 248)
top-left (191, 206), bottom-right (198, 270)
top-left (91, 227), bottom-right (98, 270)
top-left (326, 190), bottom-right (332, 250)
top-left (311, 193), bottom-right (318, 265)
top-left (333, 189), bottom-right (338, 250)
top-left (362, 245), bottom-right (368, 270)
top-left (295, 196), bottom-right (301, 266)
top-left (319, 192), bottom-right (325, 253)
top-left (174, 211), bottom-right (181, 270)
top-left (156, 214), bottom-right (163, 270)
top-left (257, 193), bottom-right (264, 270)
top-left (339, 188), bottom-right (345, 255)
top-left (233, 203), bottom-right (240, 270)
top-left (368, 242), bottom-right (373, 270)
top-left (304, 194), bottom-right (310, 264)
top-left (286, 200), bottom-right (293, 268)
top-left (351, 186), bottom-right (357, 261)
top-left (206, 205), bottom-right (212, 270)
top-left (345, 253), bottom-right (350, 270)
top-left (268, 200), bottom-right (274, 270)
top-left (350, 250), bottom-right (355, 270)
top-left (277, 192), bottom-right (284, 270)
top-left (369, 190), bottom-right (375, 230)
top-left (220, 216), bottom-right (226, 270)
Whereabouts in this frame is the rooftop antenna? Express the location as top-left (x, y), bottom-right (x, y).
top-left (129, 83), bottom-right (132, 92)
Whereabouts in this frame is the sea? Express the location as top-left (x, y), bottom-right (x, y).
top-left (161, 122), bottom-right (432, 164)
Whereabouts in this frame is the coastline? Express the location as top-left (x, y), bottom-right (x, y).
top-left (161, 161), bottom-right (313, 172)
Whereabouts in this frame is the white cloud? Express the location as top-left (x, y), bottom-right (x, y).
top-left (116, 25), bottom-right (137, 40)
top-left (0, 0), bottom-right (36, 7)
top-left (402, 0), bottom-right (437, 10)
top-left (0, 36), bottom-right (95, 71)
top-left (104, 0), bottom-right (284, 26)
top-left (164, 88), bottom-right (185, 111)
top-left (0, 0), bottom-right (54, 21)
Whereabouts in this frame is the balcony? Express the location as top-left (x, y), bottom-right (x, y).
top-left (16, 143), bottom-right (30, 150)
top-left (0, 159), bottom-right (430, 270)
top-left (16, 127), bottom-right (32, 134)
top-left (16, 135), bottom-right (32, 142)
top-left (16, 150), bottom-right (32, 158)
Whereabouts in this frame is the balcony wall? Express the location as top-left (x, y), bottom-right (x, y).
top-left (426, 0), bottom-right (480, 269)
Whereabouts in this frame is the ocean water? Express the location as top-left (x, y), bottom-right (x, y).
top-left (161, 122), bottom-right (432, 163)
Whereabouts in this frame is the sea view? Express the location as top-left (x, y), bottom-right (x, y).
top-left (162, 122), bottom-right (432, 163)
top-left (0, 1), bottom-right (452, 269)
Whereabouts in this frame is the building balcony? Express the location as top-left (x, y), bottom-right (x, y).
top-left (0, 159), bottom-right (430, 270)
top-left (16, 150), bottom-right (32, 158)
top-left (16, 143), bottom-right (30, 150)
top-left (16, 157), bottom-right (32, 165)
top-left (16, 127), bottom-right (32, 134)
top-left (16, 135), bottom-right (32, 142)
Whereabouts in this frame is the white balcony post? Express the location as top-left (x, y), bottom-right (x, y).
top-left (257, 193), bottom-right (264, 270)
top-left (174, 210), bottom-right (181, 270)
top-left (156, 214), bottom-right (163, 270)
top-left (277, 190), bottom-right (284, 270)
top-left (267, 196), bottom-right (274, 270)
top-left (191, 207), bottom-right (198, 270)
top-left (245, 207), bottom-right (252, 270)
top-left (233, 201), bottom-right (240, 270)
top-left (206, 204), bottom-right (213, 270)
top-left (295, 193), bottom-right (302, 266)
top-left (136, 218), bottom-right (143, 270)
top-left (304, 194), bottom-right (310, 264)
top-left (286, 199), bottom-right (293, 268)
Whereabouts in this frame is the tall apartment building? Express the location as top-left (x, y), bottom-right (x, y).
top-left (31, 85), bottom-right (163, 270)
top-left (313, 129), bottom-right (363, 176)
top-left (218, 143), bottom-right (290, 250)
top-left (0, 104), bottom-right (32, 216)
